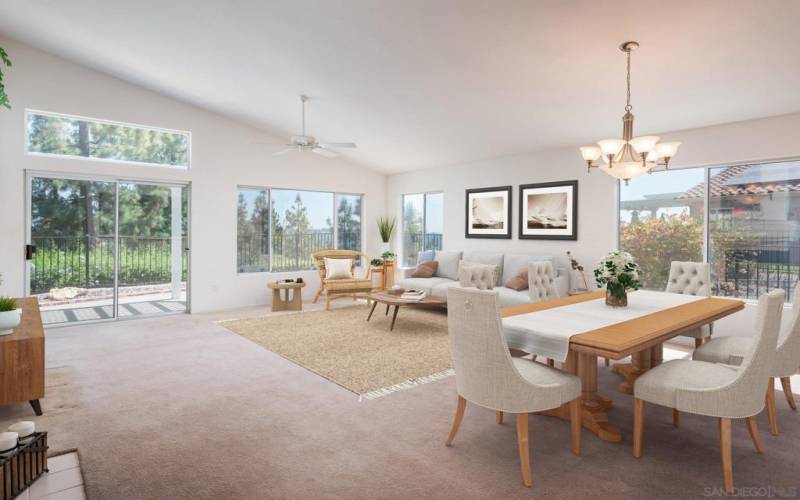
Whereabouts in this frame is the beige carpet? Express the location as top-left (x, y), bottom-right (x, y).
top-left (220, 305), bottom-right (452, 396)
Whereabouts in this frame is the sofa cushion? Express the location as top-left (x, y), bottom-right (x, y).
top-left (495, 286), bottom-right (534, 307)
top-left (505, 268), bottom-right (528, 291)
top-left (502, 254), bottom-right (553, 285)
top-left (462, 251), bottom-right (504, 286)
top-left (395, 277), bottom-right (453, 295)
top-left (417, 250), bottom-right (435, 264)
top-left (411, 260), bottom-right (438, 278)
top-left (458, 265), bottom-right (496, 290)
top-left (433, 251), bottom-right (462, 280)
top-left (431, 280), bottom-right (461, 299)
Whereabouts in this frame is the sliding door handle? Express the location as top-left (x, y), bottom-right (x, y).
top-left (25, 244), bottom-right (37, 260)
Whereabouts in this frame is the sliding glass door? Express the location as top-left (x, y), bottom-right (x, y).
top-left (26, 174), bottom-right (189, 325)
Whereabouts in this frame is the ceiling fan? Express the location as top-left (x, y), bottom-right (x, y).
top-left (261, 95), bottom-right (357, 158)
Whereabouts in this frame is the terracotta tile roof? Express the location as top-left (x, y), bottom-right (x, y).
top-left (677, 165), bottom-right (800, 199)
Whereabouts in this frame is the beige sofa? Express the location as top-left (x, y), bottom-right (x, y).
top-left (396, 250), bottom-right (568, 308)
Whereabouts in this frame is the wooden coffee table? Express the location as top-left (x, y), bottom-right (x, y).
top-left (366, 291), bottom-right (446, 331)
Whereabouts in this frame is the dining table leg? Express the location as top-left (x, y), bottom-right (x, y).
top-left (613, 343), bottom-right (663, 395)
top-left (543, 351), bottom-right (622, 442)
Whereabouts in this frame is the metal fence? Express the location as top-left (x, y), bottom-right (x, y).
top-left (30, 236), bottom-right (188, 294)
top-left (402, 233), bottom-right (443, 267)
top-left (717, 235), bottom-right (800, 301)
top-left (237, 231), bottom-right (362, 273)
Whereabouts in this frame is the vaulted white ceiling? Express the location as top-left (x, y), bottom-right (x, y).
top-left (1, 0), bottom-right (799, 173)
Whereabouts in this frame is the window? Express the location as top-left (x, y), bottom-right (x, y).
top-left (619, 159), bottom-right (800, 301)
top-left (237, 187), bottom-right (363, 273)
top-left (402, 192), bottom-right (443, 266)
top-left (26, 110), bottom-right (190, 168)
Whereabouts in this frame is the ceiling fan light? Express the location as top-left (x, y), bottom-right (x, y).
top-left (629, 135), bottom-right (660, 155)
top-left (579, 146), bottom-right (602, 162)
top-left (598, 139), bottom-right (625, 157)
top-left (656, 141), bottom-right (681, 158)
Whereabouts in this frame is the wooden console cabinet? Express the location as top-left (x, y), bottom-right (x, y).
top-left (0, 298), bottom-right (45, 416)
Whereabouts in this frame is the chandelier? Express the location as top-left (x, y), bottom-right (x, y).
top-left (579, 41), bottom-right (680, 185)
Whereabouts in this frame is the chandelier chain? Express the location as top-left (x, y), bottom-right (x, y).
top-left (625, 49), bottom-right (632, 112)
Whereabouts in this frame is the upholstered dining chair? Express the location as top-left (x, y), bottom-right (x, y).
top-left (633, 289), bottom-right (785, 494)
top-left (665, 261), bottom-right (714, 347)
top-left (693, 283), bottom-right (800, 435)
top-left (444, 287), bottom-right (582, 488)
top-left (528, 261), bottom-right (560, 302)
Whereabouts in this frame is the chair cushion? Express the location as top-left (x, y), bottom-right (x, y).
top-left (411, 260), bottom-right (438, 278)
top-left (634, 359), bottom-right (739, 409)
top-left (462, 251), bottom-right (504, 286)
top-left (692, 336), bottom-right (751, 366)
top-left (325, 258), bottom-right (353, 279)
top-left (324, 278), bottom-right (373, 291)
top-left (395, 277), bottom-right (453, 295)
top-left (512, 358), bottom-right (581, 401)
top-left (433, 251), bottom-right (462, 280)
top-left (502, 254), bottom-right (552, 285)
top-left (504, 268), bottom-right (528, 291)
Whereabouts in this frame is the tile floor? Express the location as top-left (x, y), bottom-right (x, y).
top-left (17, 452), bottom-right (85, 500)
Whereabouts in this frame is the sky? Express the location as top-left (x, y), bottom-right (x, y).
top-left (620, 167), bottom-right (704, 201)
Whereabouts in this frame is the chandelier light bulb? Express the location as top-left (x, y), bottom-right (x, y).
top-left (629, 135), bottom-right (660, 155)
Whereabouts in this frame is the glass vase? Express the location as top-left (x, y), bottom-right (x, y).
top-left (605, 283), bottom-right (628, 307)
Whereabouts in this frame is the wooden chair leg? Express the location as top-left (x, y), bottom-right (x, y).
top-left (496, 411), bottom-right (503, 424)
top-left (325, 294), bottom-right (331, 311)
top-left (766, 378), bottom-right (778, 435)
top-left (633, 398), bottom-right (645, 458)
top-left (746, 416), bottom-right (763, 454)
top-left (445, 396), bottom-right (467, 446)
top-left (313, 288), bottom-right (322, 304)
top-left (569, 398), bottom-right (581, 456)
top-left (672, 409), bottom-right (680, 428)
top-left (547, 358), bottom-right (555, 368)
top-left (719, 417), bottom-right (734, 494)
top-left (780, 377), bottom-right (797, 410)
top-left (516, 413), bottom-right (532, 488)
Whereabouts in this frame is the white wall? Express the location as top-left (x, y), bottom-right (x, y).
top-left (0, 36), bottom-right (388, 312)
top-left (387, 112), bottom-right (800, 338)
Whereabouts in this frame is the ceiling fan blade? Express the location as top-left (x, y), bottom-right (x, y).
top-left (311, 147), bottom-right (338, 158)
top-left (318, 142), bottom-right (357, 149)
top-left (272, 148), bottom-right (296, 156)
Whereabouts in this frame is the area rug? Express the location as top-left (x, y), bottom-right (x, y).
top-left (219, 305), bottom-right (452, 398)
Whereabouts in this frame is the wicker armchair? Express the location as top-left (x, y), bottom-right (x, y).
top-left (311, 250), bottom-right (373, 310)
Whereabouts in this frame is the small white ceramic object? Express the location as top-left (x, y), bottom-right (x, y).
top-left (0, 432), bottom-right (18, 452)
top-left (0, 308), bottom-right (22, 335)
top-left (8, 421), bottom-right (35, 438)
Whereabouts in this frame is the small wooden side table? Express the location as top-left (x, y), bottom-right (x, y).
top-left (382, 260), bottom-right (396, 289)
top-left (268, 281), bottom-right (306, 311)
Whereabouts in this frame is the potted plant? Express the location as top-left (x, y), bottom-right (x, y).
top-left (381, 251), bottom-right (396, 262)
top-left (594, 250), bottom-right (640, 307)
top-left (377, 216), bottom-right (396, 252)
top-left (370, 258), bottom-right (384, 268)
top-left (0, 297), bottom-right (20, 335)
top-left (0, 46), bottom-right (12, 110)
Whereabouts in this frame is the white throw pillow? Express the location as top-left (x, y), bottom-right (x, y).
top-left (325, 258), bottom-right (353, 279)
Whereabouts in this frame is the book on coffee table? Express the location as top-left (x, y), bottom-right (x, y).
top-left (400, 289), bottom-right (426, 301)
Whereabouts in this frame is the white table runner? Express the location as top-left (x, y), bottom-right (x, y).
top-left (502, 290), bottom-right (706, 362)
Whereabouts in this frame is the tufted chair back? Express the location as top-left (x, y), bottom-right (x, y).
top-left (527, 261), bottom-right (559, 302)
top-left (665, 261), bottom-right (711, 297)
top-left (458, 264), bottom-right (496, 290)
top-left (775, 282), bottom-right (800, 376)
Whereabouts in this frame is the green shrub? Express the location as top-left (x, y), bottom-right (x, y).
top-left (0, 297), bottom-right (17, 312)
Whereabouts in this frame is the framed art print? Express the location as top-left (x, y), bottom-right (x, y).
top-left (518, 180), bottom-right (577, 240)
top-left (465, 186), bottom-right (512, 239)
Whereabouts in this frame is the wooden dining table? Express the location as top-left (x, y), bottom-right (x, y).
top-left (501, 290), bottom-right (744, 442)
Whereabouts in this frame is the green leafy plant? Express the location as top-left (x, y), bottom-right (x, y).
top-left (0, 47), bottom-right (11, 110)
top-left (594, 250), bottom-right (641, 300)
top-left (377, 216), bottom-right (396, 243)
top-left (381, 251), bottom-right (396, 261)
top-left (370, 258), bottom-right (384, 267)
top-left (0, 297), bottom-right (17, 312)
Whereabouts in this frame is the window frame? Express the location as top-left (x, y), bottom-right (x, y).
top-left (616, 156), bottom-right (800, 303)
top-left (24, 109), bottom-right (192, 170)
top-left (236, 185), bottom-right (364, 274)
top-left (401, 190), bottom-right (444, 266)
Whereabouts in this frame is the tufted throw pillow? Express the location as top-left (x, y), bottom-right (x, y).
top-left (411, 260), bottom-right (438, 278)
top-left (458, 261), bottom-right (499, 287)
top-left (504, 268), bottom-right (528, 291)
top-left (325, 258), bottom-right (353, 280)
top-left (458, 264), bottom-right (496, 290)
